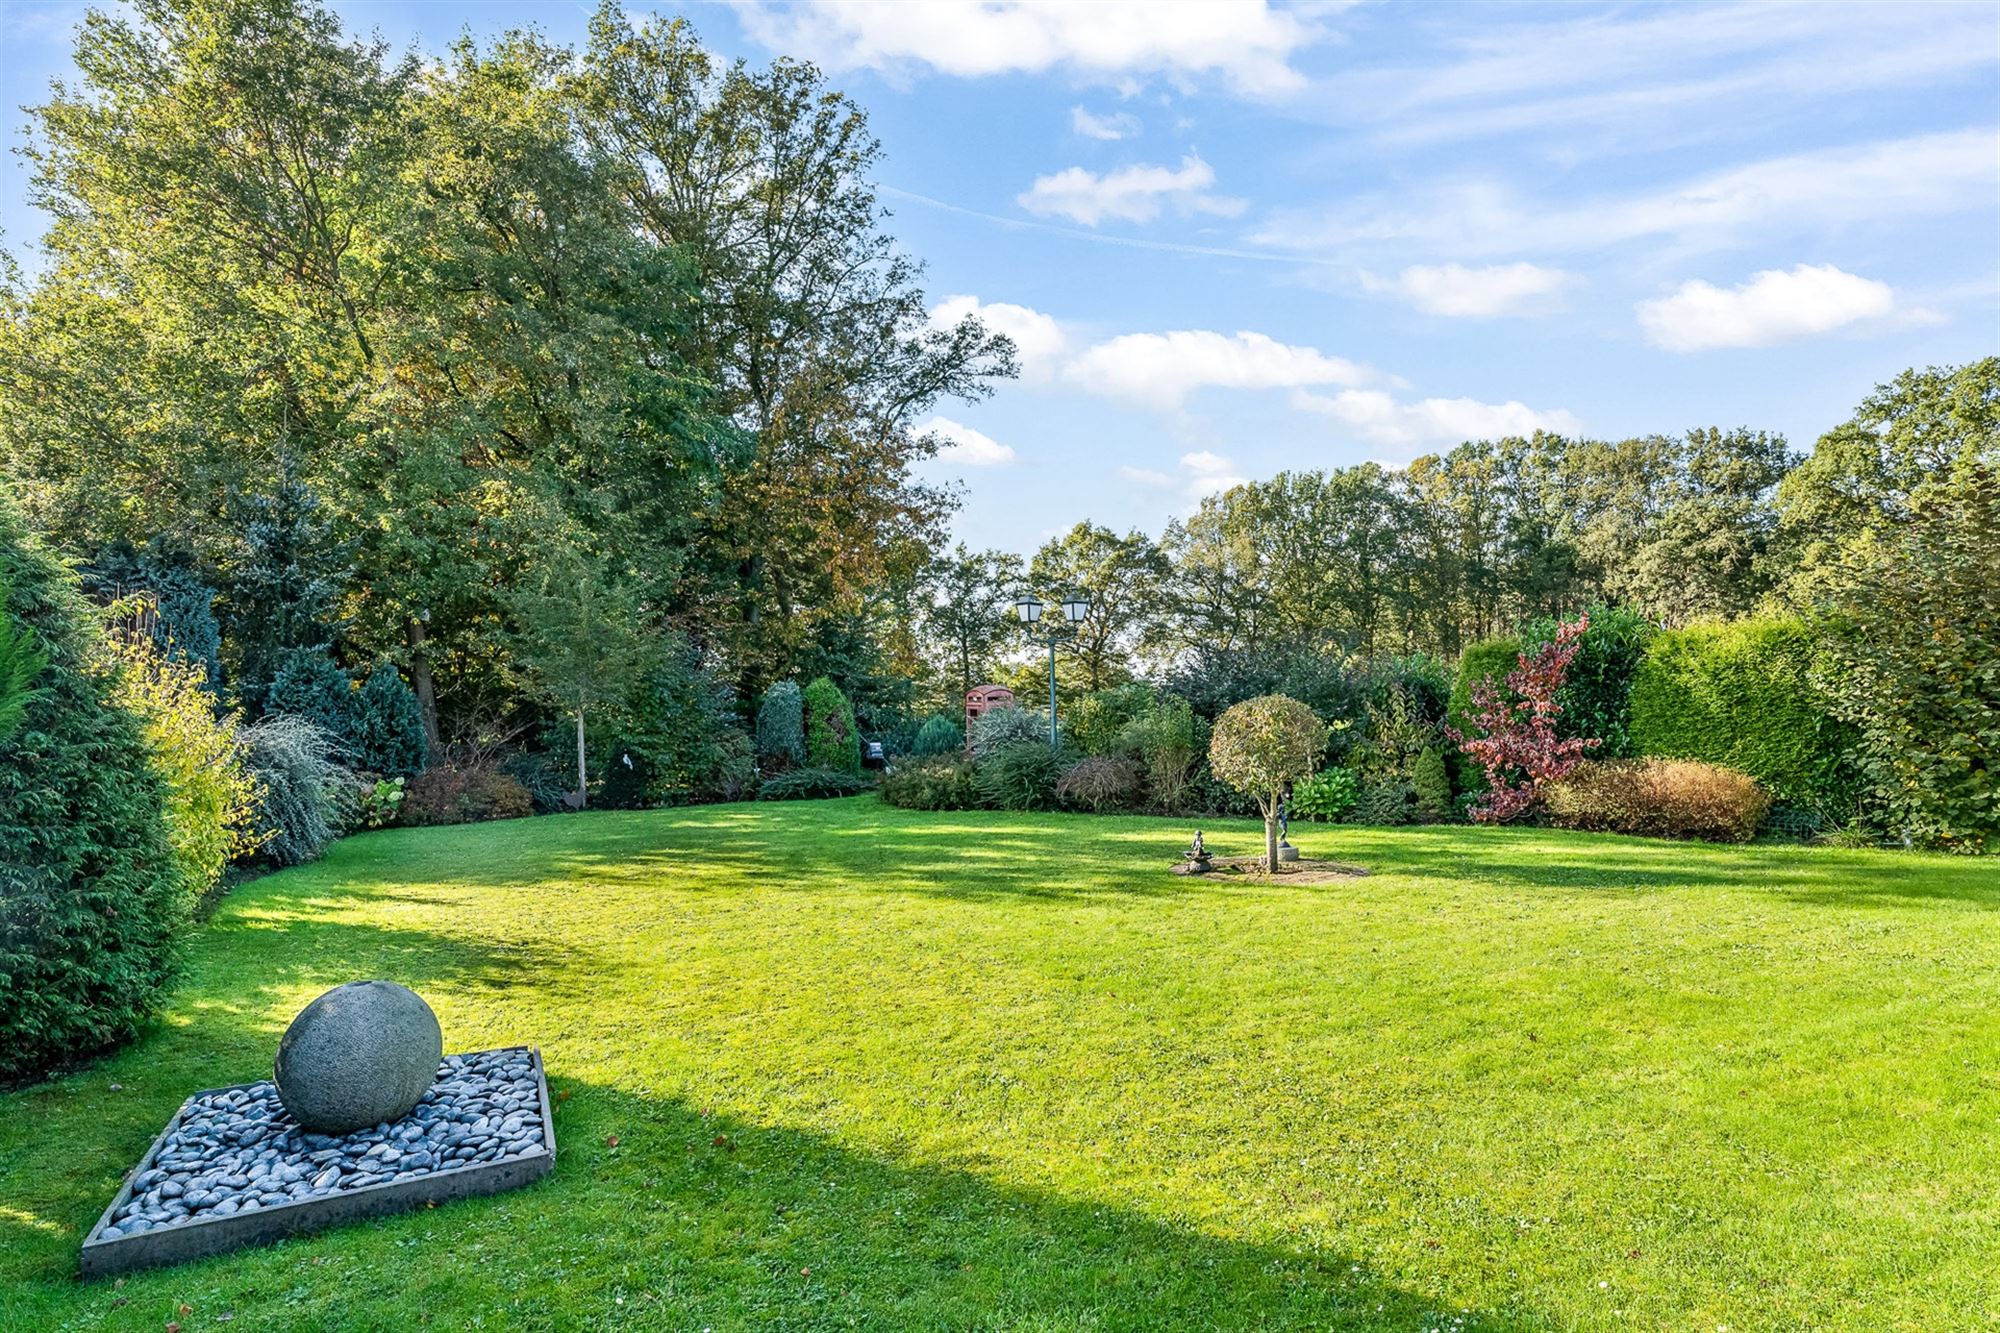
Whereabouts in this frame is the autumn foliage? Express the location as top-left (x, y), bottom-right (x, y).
top-left (1448, 614), bottom-right (1601, 823)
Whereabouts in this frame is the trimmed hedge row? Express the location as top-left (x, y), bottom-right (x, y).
top-left (1629, 617), bottom-right (1858, 816)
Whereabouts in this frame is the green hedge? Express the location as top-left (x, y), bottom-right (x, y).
top-left (1629, 617), bottom-right (1857, 813)
top-left (1, 498), bottom-right (191, 1083)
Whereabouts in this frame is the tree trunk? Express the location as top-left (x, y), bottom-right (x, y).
top-left (574, 708), bottom-right (588, 808)
top-left (404, 615), bottom-right (440, 762)
top-left (1265, 813), bottom-right (1279, 873)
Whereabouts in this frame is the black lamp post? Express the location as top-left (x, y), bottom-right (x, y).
top-left (1015, 592), bottom-right (1092, 748)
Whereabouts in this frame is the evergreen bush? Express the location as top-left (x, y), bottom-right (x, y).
top-left (1520, 606), bottom-right (1655, 758)
top-left (0, 500), bottom-right (191, 1082)
top-left (754, 680), bottom-right (806, 772)
top-left (911, 714), bottom-right (965, 756)
top-left (1412, 748), bottom-right (1453, 820)
top-left (802, 676), bottom-right (861, 773)
top-left (265, 649), bottom-right (360, 756)
top-left (1629, 617), bottom-right (1858, 815)
top-left (351, 661), bottom-right (428, 777)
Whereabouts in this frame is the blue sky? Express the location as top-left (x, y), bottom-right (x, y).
top-left (3, 1), bottom-right (1996, 556)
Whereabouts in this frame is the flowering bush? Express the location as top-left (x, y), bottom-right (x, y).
top-left (1448, 615), bottom-right (1601, 823)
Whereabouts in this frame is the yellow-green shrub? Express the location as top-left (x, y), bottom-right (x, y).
top-left (109, 638), bottom-right (260, 897)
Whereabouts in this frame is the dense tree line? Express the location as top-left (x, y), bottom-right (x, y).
top-left (0, 0), bottom-right (1007, 754)
top-left (917, 363), bottom-right (1995, 720)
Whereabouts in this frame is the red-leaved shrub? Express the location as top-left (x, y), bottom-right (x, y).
top-left (1545, 758), bottom-right (1771, 842)
top-left (1448, 614), bottom-right (1601, 822)
top-left (401, 764), bottom-right (533, 827)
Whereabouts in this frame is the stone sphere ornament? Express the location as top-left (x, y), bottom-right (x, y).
top-left (274, 981), bottom-right (443, 1134)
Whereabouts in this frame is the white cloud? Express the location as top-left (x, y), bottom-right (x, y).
top-left (1176, 451), bottom-right (1247, 500)
top-left (930, 294), bottom-right (1068, 379)
top-left (1636, 263), bottom-right (1897, 351)
top-left (1252, 128), bottom-right (1999, 258)
top-left (1017, 155), bottom-right (1245, 227)
top-left (1071, 107), bottom-right (1141, 141)
top-left (1179, 450), bottom-right (1234, 476)
top-left (1345, 3), bottom-right (2000, 154)
top-left (1292, 389), bottom-right (1582, 451)
top-left (732, 1), bottom-right (1325, 96)
top-left (1119, 465), bottom-right (1176, 488)
top-left (922, 416), bottom-right (1017, 466)
top-left (1361, 262), bottom-right (1572, 317)
top-left (1066, 330), bottom-right (1374, 407)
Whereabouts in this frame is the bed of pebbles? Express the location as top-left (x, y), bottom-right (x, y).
top-left (98, 1049), bottom-right (545, 1240)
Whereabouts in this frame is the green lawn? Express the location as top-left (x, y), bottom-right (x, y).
top-left (3, 800), bottom-right (1997, 1330)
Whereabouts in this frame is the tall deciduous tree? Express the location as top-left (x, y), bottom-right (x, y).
top-left (568, 5), bottom-right (1015, 697)
top-left (1027, 523), bottom-right (1169, 691)
top-left (919, 545), bottom-right (1023, 698)
top-left (506, 521), bottom-right (652, 809)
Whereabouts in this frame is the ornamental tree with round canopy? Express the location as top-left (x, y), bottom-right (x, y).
top-left (1209, 694), bottom-right (1328, 872)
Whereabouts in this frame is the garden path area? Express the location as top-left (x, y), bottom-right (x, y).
top-left (4, 799), bottom-right (1997, 1330)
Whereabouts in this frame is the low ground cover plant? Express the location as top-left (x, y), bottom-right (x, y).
top-left (1546, 758), bottom-right (1772, 842)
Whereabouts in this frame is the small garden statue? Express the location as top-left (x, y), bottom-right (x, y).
top-left (1276, 790), bottom-right (1299, 862)
top-left (1179, 829), bottom-right (1213, 873)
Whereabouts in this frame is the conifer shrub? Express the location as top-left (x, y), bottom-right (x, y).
top-left (755, 681), bottom-right (806, 772)
top-left (911, 714), bottom-right (965, 756)
top-left (802, 676), bottom-right (861, 773)
top-left (351, 661), bottom-right (428, 777)
top-left (1411, 748), bottom-right (1454, 820)
top-left (0, 500), bottom-right (191, 1082)
top-left (1629, 617), bottom-right (1857, 815)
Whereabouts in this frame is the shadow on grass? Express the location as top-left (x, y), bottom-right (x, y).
top-left (324, 801), bottom-right (2000, 912)
top-left (2, 1059), bottom-right (1548, 1330)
